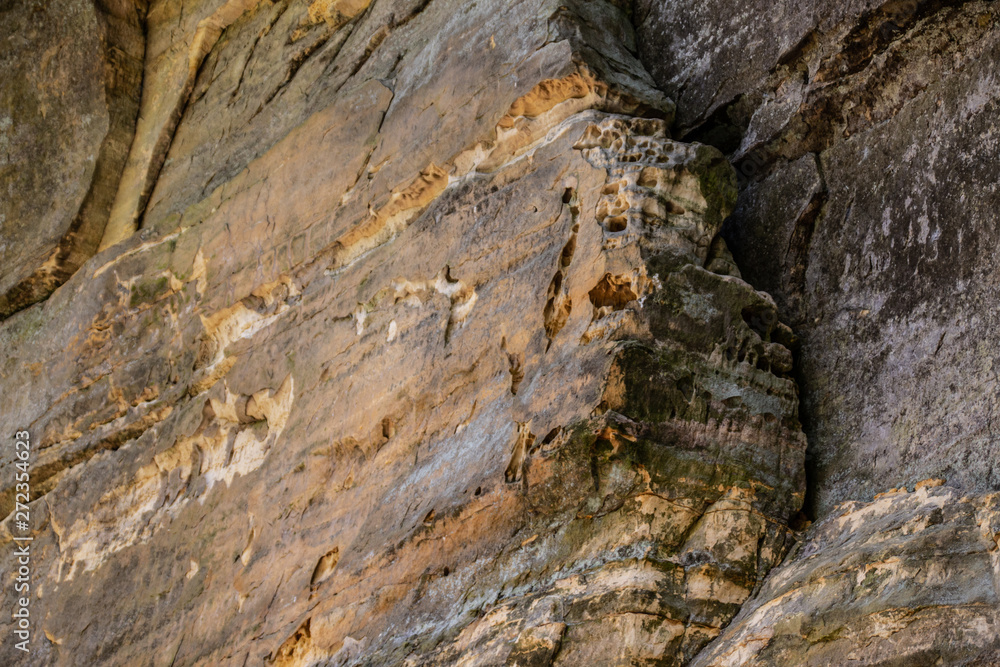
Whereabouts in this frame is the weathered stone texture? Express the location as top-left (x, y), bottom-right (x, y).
top-left (637, 0), bottom-right (1000, 515)
top-left (0, 1), bottom-right (807, 665)
top-left (0, 0), bottom-right (145, 318)
top-left (1, 0), bottom-right (998, 664)
top-left (694, 483), bottom-right (1000, 665)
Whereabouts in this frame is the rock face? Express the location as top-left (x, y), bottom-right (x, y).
top-left (694, 483), bottom-right (1000, 665)
top-left (1, 1), bottom-right (809, 665)
top-left (0, 0), bottom-right (145, 318)
top-left (0, 0), bottom-right (997, 665)
top-left (635, 0), bottom-right (1000, 515)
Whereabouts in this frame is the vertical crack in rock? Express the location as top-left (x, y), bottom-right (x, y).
top-left (543, 189), bottom-right (579, 348)
top-left (101, 0), bottom-right (270, 249)
top-left (342, 115), bottom-right (808, 666)
top-left (0, 0), bottom-right (986, 662)
top-left (504, 422), bottom-right (536, 484)
top-left (636, 0), bottom-right (1000, 518)
top-left (633, 1), bottom-right (1000, 662)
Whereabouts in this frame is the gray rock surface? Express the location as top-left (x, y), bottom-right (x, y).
top-left (637, 0), bottom-right (1000, 516)
top-left (0, 0), bottom-right (145, 318)
top-left (1, 0), bottom-right (999, 664)
top-left (693, 482), bottom-right (1000, 665)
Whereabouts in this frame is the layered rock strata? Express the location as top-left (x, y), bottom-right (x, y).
top-left (4, 0), bottom-right (997, 664)
top-left (1, 1), bottom-right (807, 665)
top-left (695, 482), bottom-right (1000, 665)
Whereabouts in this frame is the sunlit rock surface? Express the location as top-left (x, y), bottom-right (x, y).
top-left (1, 1), bottom-right (807, 664)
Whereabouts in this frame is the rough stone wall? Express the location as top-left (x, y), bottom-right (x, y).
top-left (0, 0), bottom-right (146, 317)
top-left (694, 483), bottom-right (1000, 665)
top-left (634, 0), bottom-right (1000, 662)
top-left (635, 0), bottom-right (1000, 516)
top-left (1, 1), bottom-right (807, 664)
top-left (1, 0), bottom-right (998, 665)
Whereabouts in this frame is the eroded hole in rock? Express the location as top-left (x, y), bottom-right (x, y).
top-left (501, 336), bottom-right (526, 394)
top-left (271, 618), bottom-right (312, 667)
top-left (664, 199), bottom-right (686, 216)
top-left (596, 190), bottom-right (630, 232)
top-left (381, 417), bottom-right (395, 440)
top-left (605, 215), bottom-right (628, 232)
top-left (504, 423), bottom-right (535, 484)
top-left (588, 426), bottom-right (632, 493)
top-left (543, 195), bottom-right (580, 348)
top-left (560, 234), bottom-right (576, 268)
top-left (677, 375), bottom-right (695, 403)
top-left (723, 396), bottom-right (743, 409)
top-left (589, 273), bottom-right (639, 311)
top-left (310, 547), bottom-right (340, 588)
top-left (637, 167), bottom-right (659, 188)
top-left (541, 427), bottom-right (562, 445)
top-left (507, 352), bottom-right (524, 395)
top-left (741, 304), bottom-right (777, 341)
top-left (682, 98), bottom-right (750, 155)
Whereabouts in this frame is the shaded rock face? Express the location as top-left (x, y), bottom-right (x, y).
top-left (636, 0), bottom-right (1000, 515)
top-left (0, 0), bottom-right (146, 318)
top-left (633, 1), bottom-right (1000, 662)
top-left (0, 1), bottom-right (808, 665)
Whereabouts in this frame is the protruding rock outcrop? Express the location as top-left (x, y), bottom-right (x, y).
top-left (0, 1), bottom-right (810, 664)
top-left (636, 0), bottom-right (1000, 515)
top-left (1, 0), bottom-right (996, 665)
top-left (0, 0), bottom-right (146, 318)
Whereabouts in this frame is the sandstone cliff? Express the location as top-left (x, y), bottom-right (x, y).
top-left (0, 0), bottom-right (997, 665)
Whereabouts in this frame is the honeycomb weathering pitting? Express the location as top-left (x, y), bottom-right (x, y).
top-left (576, 117), bottom-right (731, 258)
top-left (2, 92), bottom-right (797, 666)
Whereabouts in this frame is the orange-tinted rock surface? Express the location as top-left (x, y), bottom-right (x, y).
top-left (1, 2), bottom-right (807, 664)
